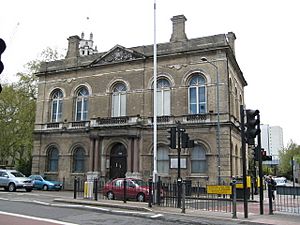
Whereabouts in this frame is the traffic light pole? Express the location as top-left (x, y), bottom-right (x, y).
top-left (176, 121), bottom-right (182, 208)
top-left (240, 105), bottom-right (248, 219)
top-left (257, 115), bottom-right (264, 215)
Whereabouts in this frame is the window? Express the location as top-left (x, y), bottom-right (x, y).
top-left (188, 74), bottom-right (206, 114)
top-left (47, 147), bottom-right (59, 172)
top-left (73, 147), bottom-right (85, 173)
top-left (75, 87), bottom-right (89, 121)
top-left (112, 83), bottom-right (126, 117)
top-left (51, 89), bottom-right (63, 122)
top-left (191, 145), bottom-right (207, 173)
top-left (156, 79), bottom-right (171, 116)
top-left (157, 147), bottom-right (169, 174)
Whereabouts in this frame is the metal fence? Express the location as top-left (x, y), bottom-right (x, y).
top-left (275, 186), bottom-right (300, 214)
top-left (160, 181), bottom-right (233, 213)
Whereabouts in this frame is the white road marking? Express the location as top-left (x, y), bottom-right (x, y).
top-left (0, 210), bottom-right (79, 225)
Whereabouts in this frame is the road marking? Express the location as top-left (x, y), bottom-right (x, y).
top-left (0, 211), bottom-right (79, 225)
top-left (151, 214), bottom-right (163, 218)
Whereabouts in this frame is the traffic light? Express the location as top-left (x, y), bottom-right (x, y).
top-left (245, 109), bottom-right (260, 145)
top-left (181, 132), bottom-right (195, 148)
top-left (167, 127), bottom-right (176, 149)
top-left (252, 146), bottom-right (260, 161)
top-left (261, 150), bottom-right (272, 161)
top-left (0, 38), bottom-right (6, 93)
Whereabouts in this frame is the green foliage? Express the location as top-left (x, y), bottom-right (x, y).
top-left (278, 141), bottom-right (300, 179)
top-left (0, 47), bottom-right (62, 171)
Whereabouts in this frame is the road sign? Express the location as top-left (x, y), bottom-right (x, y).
top-left (207, 185), bottom-right (232, 195)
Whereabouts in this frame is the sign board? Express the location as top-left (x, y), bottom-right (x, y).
top-left (170, 158), bottom-right (187, 169)
top-left (207, 185), bottom-right (232, 195)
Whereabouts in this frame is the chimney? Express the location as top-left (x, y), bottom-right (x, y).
top-left (170, 15), bottom-right (188, 42)
top-left (66, 35), bottom-right (80, 58)
top-left (226, 32), bottom-right (236, 55)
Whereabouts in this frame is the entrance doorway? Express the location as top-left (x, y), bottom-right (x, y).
top-left (109, 143), bottom-right (127, 179)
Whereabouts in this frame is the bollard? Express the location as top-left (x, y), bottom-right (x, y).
top-left (94, 178), bottom-right (98, 201)
top-left (73, 177), bottom-right (77, 199)
top-left (123, 178), bottom-right (127, 203)
top-left (148, 178), bottom-right (152, 208)
top-left (232, 180), bottom-right (237, 219)
top-left (181, 181), bottom-right (186, 213)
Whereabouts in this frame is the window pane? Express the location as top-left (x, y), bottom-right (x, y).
top-left (157, 91), bottom-right (162, 116)
top-left (163, 90), bottom-right (170, 115)
top-left (74, 148), bottom-right (85, 172)
top-left (48, 148), bottom-right (58, 172)
top-left (112, 95), bottom-right (119, 117)
top-left (120, 94), bottom-right (126, 116)
top-left (157, 148), bottom-right (169, 174)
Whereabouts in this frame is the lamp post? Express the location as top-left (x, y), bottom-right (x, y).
top-left (201, 57), bottom-right (221, 185)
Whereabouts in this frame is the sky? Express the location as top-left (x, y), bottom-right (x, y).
top-left (0, 0), bottom-right (299, 146)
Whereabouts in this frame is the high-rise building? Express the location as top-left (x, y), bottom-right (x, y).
top-left (260, 124), bottom-right (284, 160)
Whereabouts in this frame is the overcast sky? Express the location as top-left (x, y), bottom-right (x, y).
top-left (1, 0), bottom-right (299, 145)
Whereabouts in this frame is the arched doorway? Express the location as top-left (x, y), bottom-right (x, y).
top-left (109, 143), bottom-right (127, 179)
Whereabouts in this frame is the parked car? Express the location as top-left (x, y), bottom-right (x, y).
top-left (102, 178), bottom-right (151, 202)
top-left (0, 169), bottom-right (33, 192)
top-left (274, 177), bottom-right (287, 186)
top-left (29, 175), bottom-right (63, 191)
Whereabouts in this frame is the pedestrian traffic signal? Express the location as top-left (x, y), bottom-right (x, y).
top-left (181, 132), bottom-right (195, 148)
top-left (261, 150), bottom-right (272, 161)
top-left (245, 109), bottom-right (260, 145)
top-left (0, 38), bottom-right (6, 93)
top-left (167, 127), bottom-right (177, 149)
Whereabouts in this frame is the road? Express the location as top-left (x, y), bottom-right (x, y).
top-left (0, 190), bottom-right (244, 225)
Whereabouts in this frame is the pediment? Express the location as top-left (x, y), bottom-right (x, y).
top-left (90, 45), bottom-right (145, 66)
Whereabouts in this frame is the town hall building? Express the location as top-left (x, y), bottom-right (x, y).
top-left (32, 15), bottom-right (247, 189)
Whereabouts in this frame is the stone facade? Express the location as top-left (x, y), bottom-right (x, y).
top-left (32, 15), bottom-right (247, 189)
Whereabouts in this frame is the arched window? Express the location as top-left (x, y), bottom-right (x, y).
top-left (47, 147), bottom-right (59, 172)
top-left (188, 74), bottom-right (206, 114)
top-left (191, 145), bottom-right (207, 173)
top-left (73, 147), bottom-right (85, 173)
top-left (112, 83), bottom-right (127, 117)
top-left (75, 87), bottom-right (89, 121)
top-left (157, 147), bottom-right (169, 174)
top-left (157, 79), bottom-right (171, 116)
top-left (51, 89), bottom-right (63, 122)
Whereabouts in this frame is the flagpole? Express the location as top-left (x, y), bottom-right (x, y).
top-left (153, 0), bottom-right (158, 185)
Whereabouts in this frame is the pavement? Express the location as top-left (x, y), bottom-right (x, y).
top-left (51, 196), bottom-right (300, 225)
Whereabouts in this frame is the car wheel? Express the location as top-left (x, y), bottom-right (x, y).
top-left (107, 191), bottom-right (114, 200)
top-left (137, 193), bottom-right (145, 202)
top-left (8, 183), bottom-right (16, 192)
top-left (43, 185), bottom-right (48, 191)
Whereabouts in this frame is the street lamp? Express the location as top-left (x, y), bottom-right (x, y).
top-left (201, 57), bottom-right (221, 185)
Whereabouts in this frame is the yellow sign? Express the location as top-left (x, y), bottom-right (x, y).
top-left (236, 176), bottom-right (251, 188)
top-left (207, 185), bottom-right (232, 195)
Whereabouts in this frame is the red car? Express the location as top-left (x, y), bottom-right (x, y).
top-left (102, 178), bottom-right (150, 202)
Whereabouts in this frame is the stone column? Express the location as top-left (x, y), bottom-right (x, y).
top-left (100, 138), bottom-right (106, 177)
top-left (127, 138), bottom-right (132, 174)
top-left (94, 137), bottom-right (99, 172)
top-left (89, 138), bottom-right (95, 171)
top-left (133, 138), bottom-right (139, 172)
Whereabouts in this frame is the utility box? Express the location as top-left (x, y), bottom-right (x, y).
top-left (84, 181), bottom-right (93, 199)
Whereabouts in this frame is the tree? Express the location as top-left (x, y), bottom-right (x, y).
top-left (0, 47), bottom-right (63, 174)
top-left (278, 141), bottom-right (300, 179)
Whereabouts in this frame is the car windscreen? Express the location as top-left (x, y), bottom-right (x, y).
top-left (133, 179), bottom-right (147, 187)
top-left (10, 171), bottom-right (25, 177)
